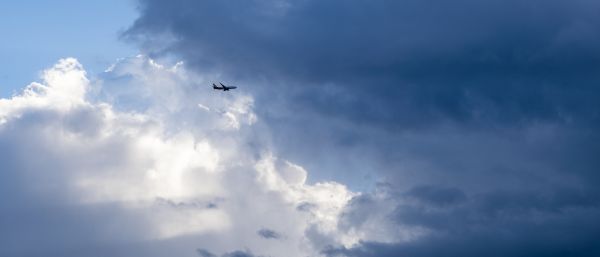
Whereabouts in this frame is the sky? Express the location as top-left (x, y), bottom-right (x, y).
top-left (1, 1), bottom-right (600, 257)
top-left (0, 0), bottom-right (136, 97)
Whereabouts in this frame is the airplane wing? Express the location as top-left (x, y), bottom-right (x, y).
top-left (213, 83), bottom-right (224, 90)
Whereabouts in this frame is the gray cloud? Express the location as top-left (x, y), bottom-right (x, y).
top-left (124, 0), bottom-right (600, 255)
top-left (330, 184), bottom-right (600, 257)
top-left (223, 251), bottom-right (259, 257)
top-left (0, 0), bottom-right (594, 256)
top-left (197, 249), bottom-right (260, 257)
top-left (123, 0), bottom-right (600, 182)
top-left (403, 185), bottom-right (467, 207)
top-left (257, 228), bottom-right (282, 240)
top-left (126, 0), bottom-right (600, 129)
top-left (197, 249), bottom-right (218, 257)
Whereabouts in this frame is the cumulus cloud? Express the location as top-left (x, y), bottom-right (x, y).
top-left (0, 57), bottom-right (376, 257)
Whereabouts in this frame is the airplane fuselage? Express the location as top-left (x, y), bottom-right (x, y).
top-left (213, 83), bottom-right (237, 91)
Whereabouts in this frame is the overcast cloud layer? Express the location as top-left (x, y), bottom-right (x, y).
top-left (122, 0), bottom-right (600, 256)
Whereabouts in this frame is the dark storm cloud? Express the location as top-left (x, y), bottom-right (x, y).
top-left (403, 185), bottom-right (467, 207)
top-left (124, 0), bottom-right (600, 185)
top-left (324, 227), bottom-right (600, 257)
top-left (126, 0), bottom-right (600, 128)
top-left (329, 184), bottom-right (600, 257)
top-left (126, 0), bottom-right (600, 256)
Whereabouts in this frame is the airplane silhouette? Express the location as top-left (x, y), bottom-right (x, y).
top-left (212, 82), bottom-right (237, 91)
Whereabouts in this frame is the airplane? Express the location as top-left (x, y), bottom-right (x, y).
top-left (212, 82), bottom-right (237, 91)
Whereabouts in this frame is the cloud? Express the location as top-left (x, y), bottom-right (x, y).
top-left (197, 249), bottom-right (218, 257)
top-left (123, 0), bottom-right (600, 188)
top-left (197, 248), bottom-right (263, 257)
top-left (0, 57), bottom-right (369, 257)
top-left (327, 183), bottom-right (600, 257)
top-left (403, 185), bottom-right (467, 207)
top-left (5, 0), bottom-right (600, 256)
top-left (125, 0), bottom-right (600, 129)
top-left (257, 228), bottom-right (282, 240)
top-left (122, 1), bottom-right (600, 256)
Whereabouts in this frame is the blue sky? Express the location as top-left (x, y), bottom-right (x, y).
top-left (0, 0), bottom-right (136, 96)
top-left (1, 1), bottom-right (600, 257)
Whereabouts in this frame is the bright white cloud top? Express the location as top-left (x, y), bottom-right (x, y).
top-left (0, 57), bottom-right (398, 257)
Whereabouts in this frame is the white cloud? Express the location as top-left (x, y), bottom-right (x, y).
top-left (0, 56), bottom-right (392, 257)
top-left (0, 58), bottom-right (89, 121)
